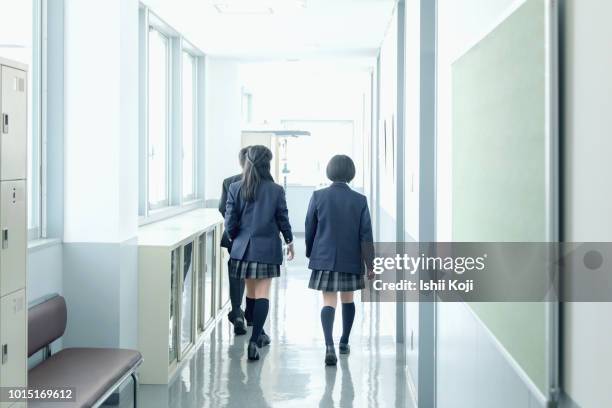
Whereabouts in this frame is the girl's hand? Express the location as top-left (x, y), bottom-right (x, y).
top-left (367, 269), bottom-right (375, 280)
top-left (286, 243), bottom-right (295, 261)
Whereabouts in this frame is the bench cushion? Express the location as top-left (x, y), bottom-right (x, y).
top-left (28, 296), bottom-right (67, 357)
top-left (28, 348), bottom-right (142, 408)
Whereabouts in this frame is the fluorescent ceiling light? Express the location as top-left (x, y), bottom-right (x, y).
top-left (214, 3), bottom-right (274, 15)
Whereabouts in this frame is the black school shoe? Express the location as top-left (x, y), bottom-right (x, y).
top-left (325, 345), bottom-right (337, 366)
top-left (257, 332), bottom-right (271, 347)
top-left (339, 343), bottom-right (350, 354)
top-left (233, 316), bottom-right (247, 335)
top-left (228, 310), bottom-right (247, 335)
top-left (248, 341), bottom-right (260, 361)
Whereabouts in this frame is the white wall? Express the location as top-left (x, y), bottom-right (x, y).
top-left (562, 1), bottom-right (612, 407)
top-left (61, 0), bottom-right (140, 351)
top-left (402, 0), bottom-right (422, 395)
top-left (204, 57), bottom-right (242, 204)
top-left (28, 244), bottom-right (63, 302)
top-left (403, 0), bottom-right (420, 243)
top-left (377, 7), bottom-right (398, 242)
top-left (63, 0), bottom-right (139, 244)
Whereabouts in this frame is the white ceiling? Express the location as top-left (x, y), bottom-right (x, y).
top-left (141, 0), bottom-right (396, 61)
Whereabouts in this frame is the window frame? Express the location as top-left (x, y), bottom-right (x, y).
top-left (139, 6), bottom-right (205, 224)
top-left (181, 48), bottom-right (198, 202)
top-left (28, 0), bottom-right (45, 240)
top-left (146, 26), bottom-right (172, 211)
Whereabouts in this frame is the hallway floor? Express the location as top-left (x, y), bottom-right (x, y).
top-left (122, 238), bottom-right (414, 408)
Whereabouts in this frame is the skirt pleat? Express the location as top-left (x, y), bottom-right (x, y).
top-left (229, 259), bottom-right (281, 280)
top-left (308, 270), bottom-right (365, 292)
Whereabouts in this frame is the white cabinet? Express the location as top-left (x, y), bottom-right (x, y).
top-left (1, 65), bottom-right (27, 181)
top-left (0, 181), bottom-right (26, 297)
top-left (138, 209), bottom-right (225, 384)
top-left (197, 230), bottom-right (216, 333)
top-left (0, 58), bottom-right (27, 408)
top-left (180, 241), bottom-right (195, 358)
top-left (0, 289), bottom-right (26, 408)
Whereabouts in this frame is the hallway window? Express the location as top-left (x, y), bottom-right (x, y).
top-left (147, 28), bottom-right (170, 210)
top-left (139, 6), bottom-right (205, 222)
top-left (182, 51), bottom-right (196, 200)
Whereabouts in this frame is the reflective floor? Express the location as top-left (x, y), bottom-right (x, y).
top-left (113, 239), bottom-right (414, 408)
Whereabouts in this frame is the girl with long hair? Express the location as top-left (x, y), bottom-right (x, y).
top-left (224, 145), bottom-right (295, 360)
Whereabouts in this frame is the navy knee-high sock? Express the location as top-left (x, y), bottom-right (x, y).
top-left (321, 306), bottom-right (336, 346)
top-left (245, 297), bottom-right (255, 323)
top-left (340, 302), bottom-right (355, 344)
top-left (229, 276), bottom-right (244, 319)
top-left (250, 299), bottom-right (269, 343)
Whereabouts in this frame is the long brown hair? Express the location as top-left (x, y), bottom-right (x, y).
top-left (241, 145), bottom-right (273, 202)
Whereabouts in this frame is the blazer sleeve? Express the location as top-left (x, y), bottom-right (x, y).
top-left (275, 187), bottom-right (294, 244)
top-left (360, 200), bottom-right (375, 270)
top-left (224, 184), bottom-right (240, 240)
top-left (219, 180), bottom-right (229, 216)
top-left (304, 193), bottom-right (318, 258)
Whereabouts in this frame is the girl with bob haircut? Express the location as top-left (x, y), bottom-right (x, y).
top-left (305, 154), bottom-right (374, 365)
top-left (225, 145), bottom-right (295, 361)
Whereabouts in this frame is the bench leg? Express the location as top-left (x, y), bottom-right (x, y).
top-left (131, 372), bottom-right (139, 407)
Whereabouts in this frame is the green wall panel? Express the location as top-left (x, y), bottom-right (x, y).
top-left (452, 0), bottom-right (549, 394)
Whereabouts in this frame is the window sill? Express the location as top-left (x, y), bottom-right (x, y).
top-left (139, 199), bottom-right (204, 227)
top-left (28, 238), bottom-right (62, 252)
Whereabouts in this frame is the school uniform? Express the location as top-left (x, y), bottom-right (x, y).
top-left (225, 179), bottom-right (293, 280)
top-left (305, 182), bottom-right (373, 292)
top-left (219, 173), bottom-right (250, 330)
top-left (219, 173), bottom-right (242, 249)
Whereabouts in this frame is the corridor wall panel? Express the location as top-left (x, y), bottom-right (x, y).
top-left (562, 0), bottom-right (612, 406)
top-left (376, 7), bottom-right (398, 242)
top-left (451, 0), bottom-right (555, 398)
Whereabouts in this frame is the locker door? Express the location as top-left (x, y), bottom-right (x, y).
top-left (1, 66), bottom-right (27, 181)
top-left (0, 289), bottom-right (27, 408)
top-left (0, 181), bottom-right (26, 297)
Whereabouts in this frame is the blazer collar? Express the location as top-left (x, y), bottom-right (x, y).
top-left (330, 182), bottom-right (350, 189)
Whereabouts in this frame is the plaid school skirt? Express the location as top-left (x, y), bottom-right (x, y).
top-left (229, 259), bottom-right (281, 280)
top-left (308, 270), bottom-right (365, 292)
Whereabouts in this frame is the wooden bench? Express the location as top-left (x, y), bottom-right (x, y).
top-left (27, 295), bottom-right (143, 407)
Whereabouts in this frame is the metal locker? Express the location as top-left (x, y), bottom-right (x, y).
top-left (1, 65), bottom-right (27, 181)
top-left (0, 181), bottom-right (26, 298)
top-left (0, 289), bottom-right (27, 408)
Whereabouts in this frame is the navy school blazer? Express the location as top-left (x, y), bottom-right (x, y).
top-left (225, 179), bottom-right (293, 265)
top-left (305, 182), bottom-right (374, 275)
top-left (219, 173), bottom-right (242, 249)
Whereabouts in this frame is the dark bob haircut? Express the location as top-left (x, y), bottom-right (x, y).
top-left (326, 155), bottom-right (356, 183)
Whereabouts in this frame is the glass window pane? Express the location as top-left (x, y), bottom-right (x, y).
top-left (148, 29), bottom-right (169, 209)
top-left (182, 52), bottom-right (195, 198)
top-left (169, 248), bottom-right (179, 363)
top-left (205, 230), bottom-right (214, 319)
top-left (281, 120), bottom-right (356, 187)
top-left (196, 234), bottom-right (204, 333)
top-left (181, 242), bottom-right (194, 351)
